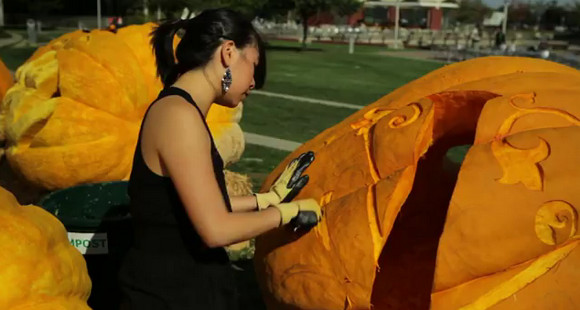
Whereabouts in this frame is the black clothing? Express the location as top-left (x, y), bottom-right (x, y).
top-left (118, 87), bottom-right (237, 310)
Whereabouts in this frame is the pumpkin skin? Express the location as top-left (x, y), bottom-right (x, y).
top-left (1, 24), bottom-right (245, 190)
top-left (0, 57), bottom-right (14, 158)
top-left (0, 58), bottom-right (12, 101)
top-left (254, 57), bottom-right (580, 310)
top-left (0, 186), bottom-right (91, 309)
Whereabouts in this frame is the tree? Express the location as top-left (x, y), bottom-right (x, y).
top-left (295, 0), bottom-right (331, 48)
top-left (333, 0), bottom-right (363, 19)
top-left (508, 0), bottom-right (535, 28)
top-left (452, 0), bottom-right (491, 25)
top-left (257, 0), bottom-right (361, 49)
top-left (567, 1), bottom-right (580, 28)
top-left (148, 0), bottom-right (177, 19)
top-left (528, 0), bottom-right (549, 28)
top-left (20, 0), bottom-right (63, 20)
top-left (103, 0), bottom-right (137, 16)
top-left (142, 0), bottom-right (267, 20)
top-left (245, 0), bottom-right (330, 48)
top-left (256, 0), bottom-right (295, 20)
top-left (142, 0), bottom-right (362, 49)
top-left (217, 0), bottom-right (269, 18)
top-left (541, 0), bottom-right (566, 29)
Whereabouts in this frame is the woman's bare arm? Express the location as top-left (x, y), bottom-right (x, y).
top-left (229, 196), bottom-right (259, 212)
top-left (150, 99), bottom-right (280, 247)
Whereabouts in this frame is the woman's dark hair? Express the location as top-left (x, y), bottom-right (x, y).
top-left (151, 8), bottom-right (266, 88)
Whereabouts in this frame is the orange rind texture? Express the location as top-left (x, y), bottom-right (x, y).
top-left (0, 58), bottom-right (12, 101)
top-left (0, 57), bottom-right (14, 142)
top-left (254, 57), bottom-right (580, 309)
top-left (0, 186), bottom-right (91, 309)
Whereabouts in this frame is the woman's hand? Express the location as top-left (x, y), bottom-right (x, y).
top-left (255, 151), bottom-right (315, 210)
top-left (271, 198), bottom-right (322, 227)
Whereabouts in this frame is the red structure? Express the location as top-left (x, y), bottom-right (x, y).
top-left (368, 0), bottom-right (458, 30)
top-left (428, 7), bottom-right (443, 29)
top-left (307, 0), bottom-right (458, 30)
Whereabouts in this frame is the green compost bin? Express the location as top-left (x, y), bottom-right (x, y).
top-left (38, 181), bottom-right (132, 310)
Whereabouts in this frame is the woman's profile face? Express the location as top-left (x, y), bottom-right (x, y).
top-left (217, 45), bottom-right (259, 108)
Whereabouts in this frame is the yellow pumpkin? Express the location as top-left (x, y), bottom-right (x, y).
top-left (0, 186), bottom-right (91, 309)
top-left (1, 24), bottom-right (244, 190)
top-left (254, 57), bottom-right (580, 309)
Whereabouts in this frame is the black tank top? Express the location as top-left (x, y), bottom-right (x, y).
top-left (127, 86), bottom-right (232, 261)
top-left (118, 87), bottom-right (239, 310)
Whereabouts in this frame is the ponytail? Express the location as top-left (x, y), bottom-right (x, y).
top-left (150, 9), bottom-right (267, 89)
top-left (151, 20), bottom-right (186, 86)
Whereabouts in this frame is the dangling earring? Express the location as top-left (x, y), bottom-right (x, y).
top-left (221, 67), bottom-right (232, 94)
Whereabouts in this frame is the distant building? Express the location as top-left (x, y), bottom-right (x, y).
top-left (364, 0), bottom-right (459, 30)
top-left (483, 11), bottom-right (505, 27)
top-left (306, 0), bottom-right (459, 30)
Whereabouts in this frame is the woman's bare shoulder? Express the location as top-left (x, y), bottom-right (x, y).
top-left (146, 96), bottom-right (208, 137)
top-left (140, 96), bottom-right (210, 162)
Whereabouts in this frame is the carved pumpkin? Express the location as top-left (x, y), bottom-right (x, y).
top-left (1, 24), bottom-right (244, 190)
top-left (0, 186), bottom-right (91, 309)
top-left (254, 57), bottom-right (580, 309)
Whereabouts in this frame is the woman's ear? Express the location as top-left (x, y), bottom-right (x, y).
top-left (220, 40), bottom-right (236, 68)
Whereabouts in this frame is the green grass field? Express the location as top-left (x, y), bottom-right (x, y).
top-left (0, 46), bottom-right (36, 70)
top-left (262, 40), bottom-right (441, 104)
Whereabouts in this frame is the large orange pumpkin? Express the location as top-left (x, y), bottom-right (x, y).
top-left (1, 24), bottom-right (245, 190)
top-left (254, 57), bottom-right (580, 309)
top-left (0, 186), bottom-right (91, 309)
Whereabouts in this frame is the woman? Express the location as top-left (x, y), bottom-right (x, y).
top-left (118, 8), bottom-right (322, 310)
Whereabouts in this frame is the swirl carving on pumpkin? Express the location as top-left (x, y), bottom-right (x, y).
top-left (535, 201), bottom-right (578, 245)
top-left (351, 107), bottom-right (394, 183)
top-left (350, 103), bottom-right (422, 183)
top-left (491, 93), bottom-right (580, 191)
top-left (496, 92), bottom-right (580, 137)
top-left (388, 102), bottom-right (422, 129)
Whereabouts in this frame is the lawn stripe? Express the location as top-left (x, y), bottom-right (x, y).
top-left (244, 132), bottom-right (301, 152)
top-left (252, 90), bottom-right (363, 110)
top-left (0, 32), bottom-right (23, 48)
